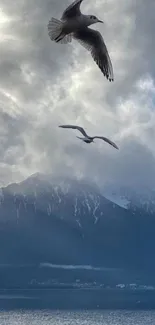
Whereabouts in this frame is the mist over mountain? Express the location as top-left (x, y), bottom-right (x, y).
top-left (0, 172), bottom-right (154, 277)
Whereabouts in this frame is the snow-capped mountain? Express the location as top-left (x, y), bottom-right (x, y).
top-left (0, 173), bottom-right (155, 271)
top-left (0, 173), bottom-right (128, 226)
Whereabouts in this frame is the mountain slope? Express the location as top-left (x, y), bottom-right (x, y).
top-left (0, 173), bottom-right (155, 272)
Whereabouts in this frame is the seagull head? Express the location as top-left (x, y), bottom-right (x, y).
top-left (87, 15), bottom-right (103, 25)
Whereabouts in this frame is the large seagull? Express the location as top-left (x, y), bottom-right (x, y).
top-left (47, 0), bottom-right (114, 81)
top-left (59, 125), bottom-right (118, 149)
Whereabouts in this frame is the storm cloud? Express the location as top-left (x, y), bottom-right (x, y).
top-left (0, 0), bottom-right (155, 191)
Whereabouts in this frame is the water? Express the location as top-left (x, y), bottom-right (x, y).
top-left (1, 288), bottom-right (155, 309)
top-left (0, 310), bottom-right (155, 325)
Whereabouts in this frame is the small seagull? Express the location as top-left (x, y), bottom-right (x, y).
top-left (59, 124), bottom-right (118, 149)
top-left (48, 0), bottom-right (114, 81)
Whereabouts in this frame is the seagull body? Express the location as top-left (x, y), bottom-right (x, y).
top-left (48, 0), bottom-right (114, 81)
top-left (76, 136), bottom-right (92, 143)
top-left (59, 125), bottom-right (118, 149)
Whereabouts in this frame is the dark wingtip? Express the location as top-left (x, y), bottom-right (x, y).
top-left (104, 74), bottom-right (114, 82)
top-left (108, 77), bottom-right (114, 82)
top-left (112, 142), bottom-right (119, 149)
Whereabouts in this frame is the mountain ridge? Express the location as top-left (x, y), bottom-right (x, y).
top-left (0, 173), bottom-right (155, 273)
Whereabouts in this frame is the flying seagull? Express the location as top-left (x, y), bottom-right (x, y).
top-left (47, 0), bottom-right (114, 81)
top-left (59, 125), bottom-right (118, 149)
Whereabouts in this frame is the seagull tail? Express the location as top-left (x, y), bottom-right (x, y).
top-left (47, 18), bottom-right (72, 44)
top-left (47, 18), bottom-right (63, 42)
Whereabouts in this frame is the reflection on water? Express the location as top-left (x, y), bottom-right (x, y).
top-left (0, 310), bottom-right (155, 325)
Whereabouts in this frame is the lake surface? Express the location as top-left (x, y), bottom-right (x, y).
top-left (0, 310), bottom-right (155, 325)
top-left (0, 289), bottom-right (155, 309)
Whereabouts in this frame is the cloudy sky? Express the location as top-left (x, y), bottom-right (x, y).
top-left (0, 0), bottom-right (155, 191)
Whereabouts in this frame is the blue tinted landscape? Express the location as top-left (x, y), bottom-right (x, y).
top-left (0, 174), bottom-right (155, 309)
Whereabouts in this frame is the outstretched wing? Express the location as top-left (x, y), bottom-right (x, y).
top-left (93, 136), bottom-right (118, 149)
top-left (59, 124), bottom-right (88, 137)
top-left (61, 0), bottom-right (83, 20)
top-left (73, 27), bottom-right (114, 81)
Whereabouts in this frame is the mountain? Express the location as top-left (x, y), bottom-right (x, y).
top-left (0, 173), bottom-right (155, 284)
top-left (103, 183), bottom-right (155, 214)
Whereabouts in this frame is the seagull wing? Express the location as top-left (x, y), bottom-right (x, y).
top-left (59, 124), bottom-right (88, 137)
top-left (61, 0), bottom-right (84, 20)
top-left (93, 136), bottom-right (118, 149)
top-left (73, 27), bottom-right (114, 81)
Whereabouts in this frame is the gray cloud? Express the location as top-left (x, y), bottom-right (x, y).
top-left (0, 0), bottom-right (155, 193)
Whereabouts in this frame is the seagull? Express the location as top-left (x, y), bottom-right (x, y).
top-left (59, 125), bottom-right (118, 149)
top-left (48, 0), bottom-right (114, 81)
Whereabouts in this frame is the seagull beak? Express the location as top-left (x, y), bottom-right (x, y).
top-left (98, 19), bottom-right (103, 23)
